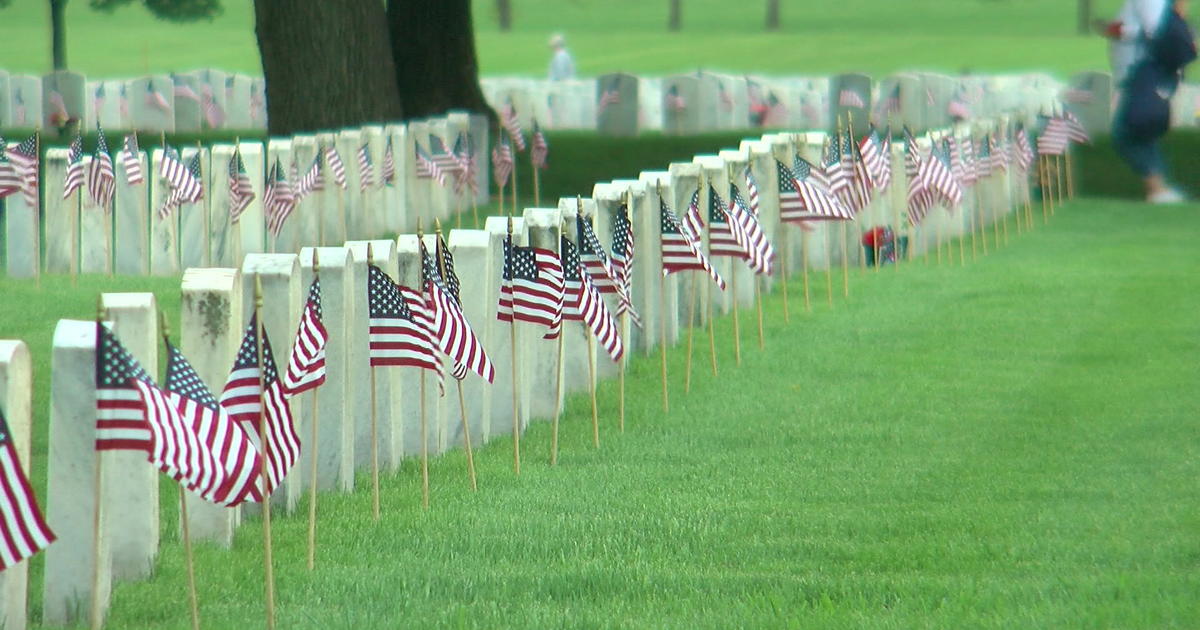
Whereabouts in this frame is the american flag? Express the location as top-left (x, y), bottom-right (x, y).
top-left (576, 213), bottom-right (619, 294)
top-left (682, 188), bottom-right (704, 241)
top-left (219, 315), bottom-right (300, 497)
top-left (501, 99), bottom-right (526, 151)
top-left (659, 197), bottom-right (726, 290)
top-left (415, 142), bottom-right (438, 180)
top-left (158, 147), bottom-right (203, 219)
top-left (8, 135), bottom-right (40, 208)
top-left (707, 185), bottom-right (751, 261)
top-left (1037, 115), bottom-right (1069, 156)
top-left (172, 76), bottom-right (199, 103)
top-left (452, 134), bottom-right (477, 195)
top-left (295, 153), bottom-right (325, 201)
top-left (903, 127), bottom-right (935, 224)
top-left (975, 134), bottom-right (993, 179)
top-left (845, 132), bottom-right (874, 213)
top-left (959, 136), bottom-right (979, 186)
top-left (560, 236), bottom-right (624, 362)
top-left (1063, 111), bottom-right (1091, 144)
top-left (121, 133), bottom-right (144, 185)
top-left (491, 134), bottom-right (514, 188)
top-left (0, 141), bottom-right (19, 200)
top-left (323, 145), bottom-right (348, 190)
top-left (356, 142), bottom-right (376, 191)
top-left (859, 125), bottom-right (890, 192)
top-left (154, 340), bottom-right (264, 506)
top-left (429, 135), bottom-right (463, 185)
top-left (282, 277), bottom-right (328, 396)
top-left (87, 124), bottom-right (116, 209)
top-left (145, 82), bottom-right (171, 113)
top-left (665, 85), bottom-right (686, 112)
top-left (745, 166), bottom-right (761, 215)
top-left (610, 203), bottom-right (642, 328)
top-left (777, 158), bottom-right (848, 223)
top-left (598, 80), bottom-right (622, 113)
top-left (62, 134), bottom-right (85, 199)
top-left (880, 83), bottom-right (901, 116)
top-left (922, 140), bottom-right (964, 207)
top-left (530, 120), bottom-right (549, 171)
top-left (200, 84), bottom-right (225, 129)
top-left (821, 135), bottom-right (849, 198)
top-left (1061, 84), bottom-right (1094, 104)
top-left (367, 264), bottom-right (443, 383)
top-left (264, 157), bottom-right (296, 237)
top-left (988, 133), bottom-right (1009, 173)
top-left (381, 137), bottom-right (396, 186)
top-left (95, 322), bottom-right (154, 452)
top-left (728, 183), bottom-right (774, 275)
top-left (1014, 124), bottom-right (1035, 172)
top-left (0, 405), bottom-right (55, 570)
top-left (227, 149), bottom-right (255, 223)
top-left (497, 233), bottom-right (565, 339)
top-left (839, 89), bottom-right (865, 108)
top-left (421, 238), bottom-right (495, 383)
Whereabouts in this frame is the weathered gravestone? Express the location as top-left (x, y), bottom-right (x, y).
top-left (240, 254), bottom-right (304, 513)
top-left (920, 73), bottom-right (958, 131)
top-left (99, 294), bottom-right (159, 581)
top-left (635, 172), bottom-right (680, 353)
top-left (224, 74), bottom-right (255, 130)
top-left (171, 73), bottom-right (203, 133)
top-left (467, 113), bottom-right (490, 208)
top-left (43, 320), bottom-right (111, 628)
top-left (380, 124), bottom-right (407, 236)
top-left (86, 80), bottom-right (124, 130)
top-left (360, 124), bottom-right (387, 239)
top-left (336, 129), bottom-right (365, 241)
top-left (877, 74), bottom-right (924, 133)
top-left (299, 247), bottom-right (356, 491)
top-left (662, 74), bottom-right (704, 136)
top-left (405, 121), bottom-right (433, 232)
top-left (9, 76), bottom-right (42, 129)
top-left (0, 341), bottom-right (33, 630)
top-left (699, 72), bottom-right (750, 130)
top-left (596, 73), bottom-right (640, 137)
top-left (149, 148), bottom-right (178, 275)
top-left (315, 132), bottom-right (346, 245)
top-left (42, 148), bottom-right (78, 275)
top-left (829, 73), bottom-right (872, 133)
top-left (79, 156), bottom-right (112, 275)
top-left (180, 268), bottom-right (243, 546)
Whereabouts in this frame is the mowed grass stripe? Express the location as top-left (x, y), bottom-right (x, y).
top-left (65, 199), bottom-right (1197, 629)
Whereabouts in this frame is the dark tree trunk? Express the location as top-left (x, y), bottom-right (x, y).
top-left (50, 0), bottom-right (67, 70)
top-left (254, 0), bottom-right (403, 135)
top-left (388, 0), bottom-right (495, 123)
top-left (1077, 0), bottom-right (1092, 35)
top-left (668, 0), bottom-right (682, 31)
top-left (496, 0), bottom-right (512, 31)
top-left (765, 0), bottom-right (779, 31)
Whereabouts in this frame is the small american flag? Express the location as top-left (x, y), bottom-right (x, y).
top-left (666, 85), bottom-right (686, 112)
top-left (598, 80), bottom-right (622, 114)
top-left (95, 322), bottom-right (154, 452)
top-left (880, 84), bottom-right (901, 116)
top-left (530, 120), bottom-right (549, 171)
top-left (975, 134), bottom-right (993, 179)
top-left (421, 238), bottom-right (495, 383)
top-left (264, 157), bottom-right (296, 237)
top-left (1014, 124), bottom-right (1034, 172)
top-left (858, 125), bottom-right (890, 193)
top-left (9, 135), bottom-right (40, 208)
top-left (1037, 115), bottom-right (1069, 156)
top-left (728, 183), bottom-right (774, 275)
top-left (356, 142), bottom-right (376, 191)
top-left (172, 76), bottom-right (199, 103)
top-left (452, 134), bottom-right (477, 195)
top-left (778, 158), bottom-right (850, 223)
top-left (610, 203), bottom-right (642, 328)
top-left (323, 145), bottom-right (348, 190)
top-left (381, 138), bottom-right (396, 186)
top-left (988, 133), bottom-right (1009, 173)
top-left (118, 85), bottom-right (130, 121)
top-left (501, 99), bottom-right (526, 152)
top-left (121, 133), bottom-right (144, 186)
top-left (157, 146), bottom-right (203, 219)
top-left (821, 135), bottom-right (848, 198)
top-left (922, 140), bottom-right (963, 207)
top-left (295, 153), bottom-right (324, 200)
top-left (227, 149), bottom-right (255, 224)
top-left (429, 135), bottom-right (463, 186)
top-left (282, 277), bottom-right (328, 396)
top-left (903, 128), bottom-right (935, 224)
top-left (838, 89), bottom-right (865, 109)
top-left (0, 405), bottom-right (55, 570)
top-left (63, 134), bottom-right (85, 199)
top-left (576, 213), bottom-right (618, 294)
top-left (200, 84), bottom-right (225, 129)
top-left (745, 166), bottom-right (761, 215)
top-left (0, 141), bottom-right (20, 200)
top-left (718, 83), bottom-right (734, 111)
top-left (1063, 111), bottom-right (1091, 144)
top-left (660, 196), bottom-right (726, 290)
top-left (219, 314), bottom-right (301, 498)
top-left (415, 142), bottom-right (437, 180)
top-left (561, 236), bottom-right (624, 362)
top-left (367, 264), bottom-right (443, 385)
top-left (707, 185), bottom-right (751, 261)
top-left (491, 134), bottom-right (514, 188)
top-left (12, 89), bottom-right (25, 126)
top-left (87, 124), bottom-right (116, 210)
top-left (145, 82), bottom-right (171, 113)
top-left (497, 233), bottom-right (566, 339)
top-left (682, 188), bottom-right (704, 242)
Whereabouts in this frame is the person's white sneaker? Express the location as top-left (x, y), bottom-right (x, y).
top-left (1148, 188), bottom-right (1187, 204)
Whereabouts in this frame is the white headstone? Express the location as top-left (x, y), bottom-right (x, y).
top-left (224, 74), bottom-right (254, 130)
top-left (9, 77), bottom-right (42, 130)
top-left (394, 235), bottom-right (445, 456)
top-left (171, 73), bottom-right (203, 133)
top-left (0, 341), bottom-right (32, 630)
top-left (42, 70), bottom-right (86, 129)
top-left (42, 148), bottom-right (77, 275)
top-left (4, 139), bottom-right (39, 279)
top-left (113, 148), bottom-right (149, 275)
top-left (336, 129), bottom-right (364, 240)
top-left (520, 208), bottom-right (565, 422)
top-left (483, 216), bottom-right (528, 439)
top-left (636, 171), bottom-right (680, 352)
top-left (79, 156), bottom-right (113, 275)
top-left (446, 229), bottom-right (493, 445)
top-left (178, 146), bottom-right (211, 269)
top-left (266, 138), bottom-right (299, 254)
top-left (127, 76), bottom-right (174, 133)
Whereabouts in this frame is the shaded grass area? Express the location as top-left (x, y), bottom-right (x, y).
top-left (0, 0), bottom-right (1130, 78)
top-left (2, 197), bottom-right (1194, 627)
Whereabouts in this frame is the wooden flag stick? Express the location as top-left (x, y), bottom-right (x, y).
top-left (197, 141), bottom-right (210, 267)
top-left (1039, 158), bottom-right (1050, 223)
top-left (706, 282), bottom-right (718, 377)
top-left (991, 184), bottom-right (1003, 249)
top-left (969, 194), bottom-right (979, 262)
top-left (824, 228), bottom-right (833, 306)
top-left (104, 193), bottom-right (114, 278)
top-left (367, 243), bottom-right (380, 520)
top-left (337, 181), bottom-right (347, 244)
top-left (587, 323), bottom-right (599, 448)
top-left (731, 260), bottom-right (741, 366)
top-left (179, 486), bottom-right (200, 630)
top-left (658, 274), bottom-right (669, 413)
top-left (511, 144), bottom-right (519, 215)
top-left (435, 221), bottom-right (477, 491)
top-left (684, 273), bottom-right (697, 393)
top-left (551, 324), bottom-right (564, 465)
top-left (508, 217), bottom-right (522, 474)
top-left (755, 274), bottom-right (764, 350)
top-left (801, 227), bottom-right (811, 312)
top-left (306, 250), bottom-right (321, 569)
top-left (1065, 148), bottom-right (1075, 199)
top-left (71, 184), bottom-right (80, 286)
top-left (780, 224), bottom-right (791, 322)
top-left (840, 222), bottom-right (849, 298)
top-left (618, 311), bottom-right (627, 433)
top-left (935, 218), bottom-right (943, 265)
top-left (1055, 154), bottom-right (1065, 209)
top-left (532, 155), bottom-right (541, 207)
top-left (90, 301), bottom-right (105, 630)
top-left (420, 369), bottom-right (429, 509)
top-left (253, 275), bottom-right (277, 630)
top-left (34, 130), bottom-right (42, 287)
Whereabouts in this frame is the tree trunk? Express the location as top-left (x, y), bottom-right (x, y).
top-left (496, 0), bottom-right (512, 31)
top-left (254, 0), bottom-right (403, 136)
top-left (50, 0), bottom-right (67, 70)
top-left (1077, 0), bottom-right (1092, 35)
top-left (765, 0), bottom-right (779, 31)
top-left (668, 0), bottom-right (682, 31)
top-left (388, 0), bottom-right (495, 123)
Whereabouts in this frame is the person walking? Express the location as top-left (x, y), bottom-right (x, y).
top-left (548, 34), bottom-right (576, 81)
top-left (1101, 0), bottom-right (1196, 203)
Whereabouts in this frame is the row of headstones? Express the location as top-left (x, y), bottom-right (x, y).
top-left (0, 69), bottom-right (266, 132)
top-left (4, 112), bottom-right (491, 279)
top-left (7, 117), bottom-right (1029, 629)
top-left (483, 70), bottom-right (1151, 137)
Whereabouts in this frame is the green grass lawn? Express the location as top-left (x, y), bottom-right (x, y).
top-left (0, 0), bottom-right (1133, 78)
top-left (1, 196), bottom-right (1196, 628)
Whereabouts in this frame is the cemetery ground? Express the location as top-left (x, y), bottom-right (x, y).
top-left (0, 195), bottom-right (1196, 628)
top-left (1, 0), bottom-right (1128, 78)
